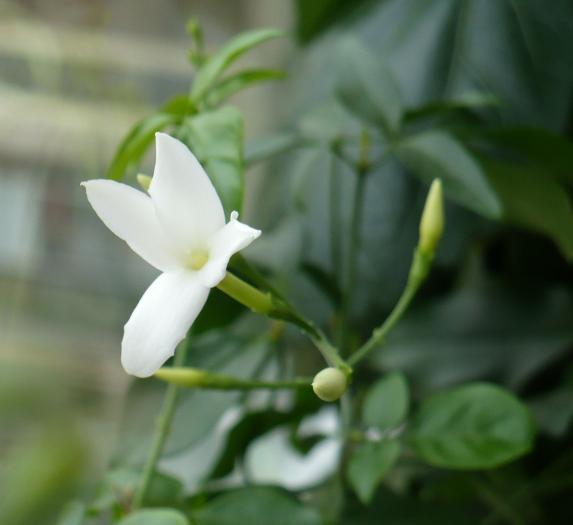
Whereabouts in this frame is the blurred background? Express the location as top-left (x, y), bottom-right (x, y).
top-left (2, 0), bottom-right (573, 524)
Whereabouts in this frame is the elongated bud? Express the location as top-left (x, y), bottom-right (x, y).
top-left (419, 179), bottom-right (444, 255)
top-left (312, 367), bottom-right (347, 402)
top-left (137, 173), bottom-right (152, 192)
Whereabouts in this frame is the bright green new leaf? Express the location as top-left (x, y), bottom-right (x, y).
top-left (362, 372), bottom-right (409, 430)
top-left (347, 441), bottom-right (401, 504)
top-left (336, 37), bottom-right (402, 134)
top-left (107, 113), bottom-right (177, 180)
top-left (192, 28), bottom-right (284, 102)
top-left (409, 383), bottom-right (534, 469)
top-left (482, 159), bottom-right (573, 261)
top-left (117, 509), bottom-right (189, 525)
top-left (207, 68), bottom-right (286, 107)
top-left (395, 129), bottom-right (502, 218)
top-left (195, 487), bottom-right (321, 525)
top-left (184, 106), bottom-right (244, 214)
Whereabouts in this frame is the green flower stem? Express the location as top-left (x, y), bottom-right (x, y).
top-left (155, 367), bottom-right (311, 390)
top-left (338, 129), bottom-right (370, 350)
top-left (217, 272), bottom-right (273, 314)
top-left (219, 271), bottom-right (353, 377)
top-left (348, 248), bottom-right (432, 367)
top-left (132, 341), bottom-right (189, 509)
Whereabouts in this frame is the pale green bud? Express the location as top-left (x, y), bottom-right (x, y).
top-left (137, 173), bottom-right (152, 192)
top-left (312, 367), bottom-right (347, 402)
top-left (419, 179), bottom-right (444, 255)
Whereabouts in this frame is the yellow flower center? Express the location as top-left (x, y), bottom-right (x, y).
top-left (186, 249), bottom-right (209, 270)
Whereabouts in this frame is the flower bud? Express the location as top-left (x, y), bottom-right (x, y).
top-left (419, 179), bottom-right (444, 255)
top-left (312, 367), bottom-right (347, 402)
top-left (137, 173), bottom-right (152, 192)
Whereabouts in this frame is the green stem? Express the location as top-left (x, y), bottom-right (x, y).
top-left (155, 367), bottom-right (311, 390)
top-left (338, 130), bottom-right (370, 350)
top-left (329, 151), bottom-right (343, 278)
top-left (217, 272), bottom-right (273, 314)
top-left (219, 271), bottom-right (352, 376)
top-left (132, 342), bottom-right (189, 509)
top-left (348, 248), bottom-right (431, 367)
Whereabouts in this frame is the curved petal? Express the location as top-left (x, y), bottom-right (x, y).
top-left (149, 133), bottom-right (225, 248)
top-left (82, 179), bottom-right (181, 272)
top-left (199, 211), bottom-right (261, 287)
top-left (121, 271), bottom-right (210, 377)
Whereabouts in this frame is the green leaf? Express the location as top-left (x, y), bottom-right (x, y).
top-left (118, 509), bottom-right (189, 525)
top-left (404, 92), bottom-right (499, 122)
top-left (362, 372), bottom-right (409, 430)
top-left (409, 383), bottom-right (534, 469)
top-left (529, 388), bottom-right (573, 438)
top-left (245, 132), bottom-right (302, 166)
top-left (336, 37), bottom-right (402, 134)
top-left (395, 129), bottom-right (502, 218)
top-left (184, 106), bottom-right (244, 214)
top-left (482, 159), bottom-right (573, 261)
top-left (56, 501), bottom-right (85, 525)
top-left (192, 28), bottom-right (284, 102)
top-left (91, 468), bottom-right (183, 511)
top-left (207, 69), bottom-right (286, 107)
top-left (107, 113), bottom-right (177, 180)
top-left (195, 487), bottom-right (321, 525)
top-left (346, 441), bottom-right (401, 504)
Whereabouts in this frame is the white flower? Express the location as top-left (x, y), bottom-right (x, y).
top-left (82, 133), bottom-right (261, 378)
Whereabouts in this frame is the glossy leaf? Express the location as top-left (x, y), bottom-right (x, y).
top-left (184, 106), bottom-right (244, 214)
top-left (395, 129), bottom-right (501, 218)
top-left (409, 383), bottom-right (534, 469)
top-left (347, 441), bottom-right (401, 504)
top-left (362, 372), bottom-right (409, 430)
top-left (336, 37), bottom-right (402, 134)
top-left (118, 509), bottom-right (189, 525)
top-left (107, 113), bottom-right (177, 180)
top-left (195, 487), bottom-right (321, 525)
top-left (207, 68), bottom-right (286, 107)
top-left (192, 28), bottom-right (284, 102)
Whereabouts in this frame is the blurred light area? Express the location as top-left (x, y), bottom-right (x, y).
top-left (0, 0), bottom-right (290, 522)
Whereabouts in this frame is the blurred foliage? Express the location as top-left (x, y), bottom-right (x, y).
top-left (12, 0), bottom-right (573, 523)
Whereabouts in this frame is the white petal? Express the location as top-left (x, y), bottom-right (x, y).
top-left (82, 179), bottom-right (181, 272)
top-left (149, 133), bottom-right (225, 248)
top-left (199, 212), bottom-right (261, 287)
top-left (121, 271), bottom-right (210, 377)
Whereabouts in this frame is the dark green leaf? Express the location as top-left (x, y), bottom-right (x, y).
top-left (482, 159), bottom-right (573, 261)
top-left (117, 509), bottom-right (189, 525)
top-left (362, 372), bottom-right (409, 430)
top-left (477, 127), bottom-right (573, 185)
top-left (404, 92), bottom-right (499, 122)
top-left (347, 441), bottom-right (401, 504)
top-left (336, 37), bottom-right (402, 134)
top-left (301, 262), bottom-right (341, 305)
top-left (195, 487), bottom-right (321, 525)
top-left (184, 106), bottom-right (244, 214)
top-left (107, 113), bottom-right (177, 180)
top-left (529, 388), bottom-right (573, 438)
top-left (395, 129), bottom-right (502, 218)
top-left (192, 28), bottom-right (284, 101)
top-left (207, 69), bottom-right (286, 107)
top-left (409, 383), bottom-right (534, 469)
